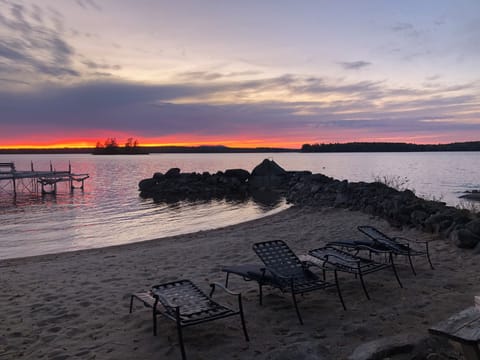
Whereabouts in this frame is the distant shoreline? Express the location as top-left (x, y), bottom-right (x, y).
top-left (0, 141), bottom-right (479, 154)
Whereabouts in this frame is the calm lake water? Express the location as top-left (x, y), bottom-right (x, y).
top-left (0, 152), bottom-right (479, 260)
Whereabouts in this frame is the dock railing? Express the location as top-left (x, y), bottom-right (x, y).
top-left (0, 162), bottom-right (89, 196)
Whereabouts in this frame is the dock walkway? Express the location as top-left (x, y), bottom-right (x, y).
top-left (0, 162), bottom-right (89, 195)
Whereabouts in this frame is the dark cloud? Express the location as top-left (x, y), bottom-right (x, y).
top-left (30, 4), bottom-right (43, 24)
top-left (386, 21), bottom-right (436, 61)
top-left (426, 75), bottom-right (441, 81)
top-left (339, 61), bottom-right (372, 70)
top-left (75, 0), bottom-right (101, 11)
top-left (390, 22), bottom-right (423, 40)
top-left (212, 74), bottom-right (384, 100)
top-left (391, 22), bottom-right (414, 32)
top-left (81, 60), bottom-right (121, 71)
top-left (90, 71), bottom-right (114, 77)
top-left (1, 76), bottom-right (478, 140)
top-left (0, 77), bottom-right (30, 85)
top-left (0, 1), bottom-right (79, 78)
top-left (177, 71), bottom-right (224, 81)
top-left (177, 70), bottom-right (263, 81)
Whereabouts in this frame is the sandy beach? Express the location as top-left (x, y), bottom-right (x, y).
top-left (0, 206), bottom-right (477, 359)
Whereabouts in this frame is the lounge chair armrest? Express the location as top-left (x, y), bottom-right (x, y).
top-left (209, 282), bottom-right (240, 297)
top-left (151, 291), bottom-right (177, 309)
top-left (209, 282), bottom-right (245, 313)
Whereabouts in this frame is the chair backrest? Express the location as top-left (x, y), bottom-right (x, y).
top-left (358, 226), bottom-right (394, 245)
top-left (358, 225), bottom-right (410, 254)
top-left (253, 240), bottom-right (305, 279)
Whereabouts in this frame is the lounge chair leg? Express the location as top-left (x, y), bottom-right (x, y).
top-left (238, 295), bottom-right (249, 341)
top-left (209, 284), bottom-right (216, 298)
top-left (291, 291), bottom-right (304, 325)
top-left (358, 272), bottom-right (370, 300)
top-left (390, 254), bottom-right (403, 288)
top-left (129, 295), bottom-right (134, 313)
top-left (258, 283), bottom-right (263, 305)
top-left (152, 308), bottom-right (157, 336)
top-left (334, 270), bottom-right (347, 311)
top-left (427, 253), bottom-right (434, 270)
top-left (175, 310), bottom-right (187, 360)
top-left (426, 243), bottom-right (434, 269)
top-left (407, 254), bottom-right (417, 276)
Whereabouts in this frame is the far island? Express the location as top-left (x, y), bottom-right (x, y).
top-left (92, 137), bottom-right (150, 155)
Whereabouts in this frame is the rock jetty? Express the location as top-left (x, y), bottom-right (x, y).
top-left (138, 159), bottom-right (480, 249)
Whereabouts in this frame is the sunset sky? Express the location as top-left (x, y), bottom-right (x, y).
top-left (1, 0), bottom-right (479, 148)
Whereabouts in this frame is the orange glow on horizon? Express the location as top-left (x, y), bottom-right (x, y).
top-left (0, 132), bottom-right (474, 150)
top-left (0, 137), bottom-right (305, 150)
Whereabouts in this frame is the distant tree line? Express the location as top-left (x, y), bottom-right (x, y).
top-left (301, 141), bottom-right (480, 152)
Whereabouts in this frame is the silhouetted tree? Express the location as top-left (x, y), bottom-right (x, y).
top-left (104, 138), bottom-right (119, 149)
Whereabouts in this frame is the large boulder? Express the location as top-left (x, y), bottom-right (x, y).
top-left (251, 159), bottom-right (287, 176)
top-left (466, 218), bottom-right (480, 236)
top-left (249, 159), bottom-right (288, 189)
top-left (450, 228), bottom-right (480, 248)
top-left (348, 333), bottom-right (419, 360)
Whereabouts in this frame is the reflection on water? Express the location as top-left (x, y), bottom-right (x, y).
top-left (0, 152), bottom-right (479, 260)
top-left (250, 190), bottom-right (285, 209)
top-left (0, 154), bottom-right (291, 259)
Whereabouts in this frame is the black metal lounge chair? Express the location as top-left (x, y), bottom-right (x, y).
top-left (326, 226), bottom-right (434, 276)
top-left (129, 279), bottom-right (249, 360)
top-left (357, 225), bottom-right (434, 275)
top-left (305, 245), bottom-right (403, 300)
top-left (223, 240), bottom-right (346, 324)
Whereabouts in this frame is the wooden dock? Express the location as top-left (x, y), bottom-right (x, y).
top-left (0, 162), bottom-right (89, 196)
